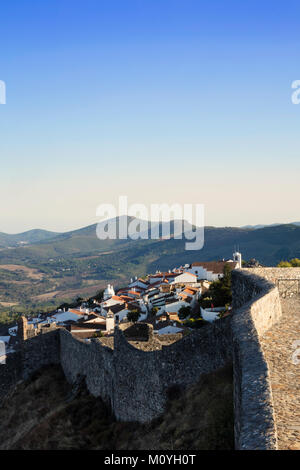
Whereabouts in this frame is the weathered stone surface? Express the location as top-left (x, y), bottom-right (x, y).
top-left (231, 270), bottom-right (281, 450)
top-left (22, 330), bottom-right (60, 380)
top-left (0, 329), bottom-right (60, 402)
top-left (59, 318), bottom-right (232, 422)
top-left (1, 267), bottom-right (299, 449)
top-left (232, 268), bottom-right (300, 450)
top-left (0, 352), bottom-right (22, 401)
top-left (260, 297), bottom-right (300, 450)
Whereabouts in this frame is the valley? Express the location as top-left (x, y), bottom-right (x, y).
top-left (0, 221), bottom-right (300, 319)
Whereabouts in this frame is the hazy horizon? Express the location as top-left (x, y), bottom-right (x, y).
top-left (1, 217), bottom-right (300, 236)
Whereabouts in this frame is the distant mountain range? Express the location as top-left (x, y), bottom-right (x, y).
top-left (0, 228), bottom-right (60, 248)
top-left (0, 219), bottom-right (299, 313)
top-left (1, 219), bottom-right (300, 249)
top-left (241, 222), bottom-right (300, 230)
top-left (0, 219), bottom-right (299, 266)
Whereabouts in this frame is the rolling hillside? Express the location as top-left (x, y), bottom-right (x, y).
top-left (0, 229), bottom-right (60, 249)
top-left (0, 220), bottom-right (299, 315)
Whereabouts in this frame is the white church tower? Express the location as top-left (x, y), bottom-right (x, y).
top-left (103, 284), bottom-right (115, 301)
top-left (233, 250), bottom-right (242, 269)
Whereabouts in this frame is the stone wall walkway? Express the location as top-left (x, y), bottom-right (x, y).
top-left (260, 298), bottom-right (300, 450)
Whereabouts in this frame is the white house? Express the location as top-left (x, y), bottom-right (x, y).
top-left (170, 271), bottom-right (198, 285)
top-left (128, 278), bottom-right (148, 290)
top-left (50, 310), bottom-right (84, 324)
top-left (186, 260), bottom-right (238, 281)
top-left (102, 296), bottom-right (125, 308)
top-left (163, 300), bottom-right (191, 314)
top-left (101, 300), bottom-right (126, 317)
top-left (200, 307), bottom-right (226, 323)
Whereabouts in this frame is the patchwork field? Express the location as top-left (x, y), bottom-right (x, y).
top-left (0, 259), bottom-right (119, 317)
top-left (32, 282), bottom-right (109, 302)
top-left (0, 264), bottom-right (44, 280)
top-left (0, 302), bottom-right (19, 307)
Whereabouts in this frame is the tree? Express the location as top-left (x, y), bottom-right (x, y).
top-left (151, 307), bottom-right (159, 316)
top-left (178, 306), bottom-right (191, 319)
top-left (127, 309), bottom-right (140, 323)
top-left (200, 265), bottom-right (232, 308)
top-left (277, 261), bottom-right (292, 267)
top-left (93, 289), bottom-right (104, 302)
top-left (277, 258), bottom-right (300, 267)
top-left (183, 317), bottom-right (209, 329)
top-left (58, 302), bottom-right (71, 311)
top-left (223, 263), bottom-right (232, 287)
top-left (93, 331), bottom-right (103, 338)
top-left (290, 258), bottom-right (300, 267)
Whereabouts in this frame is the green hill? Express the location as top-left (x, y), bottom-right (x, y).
top-left (0, 221), bottom-right (299, 316)
top-left (0, 229), bottom-right (60, 248)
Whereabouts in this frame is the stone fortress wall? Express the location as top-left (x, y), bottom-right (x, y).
top-left (0, 322), bottom-right (60, 401)
top-left (231, 269), bottom-right (282, 450)
top-left (1, 267), bottom-right (299, 449)
top-left (231, 267), bottom-right (300, 450)
top-left (0, 351), bottom-right (22, 401)
top-left (59, 318), bottom-right (232, 423)
top-left (0, 315), bottom-right (232, 423)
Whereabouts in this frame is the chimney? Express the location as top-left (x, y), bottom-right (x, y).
top-left (17, 316), bottom-right (28, 342)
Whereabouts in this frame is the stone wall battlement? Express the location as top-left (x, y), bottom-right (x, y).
top-left (1, 267), bottom-right (299, 449)
top-left (59, 317), bottom-right (232, 422)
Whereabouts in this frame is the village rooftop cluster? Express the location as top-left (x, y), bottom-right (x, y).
top-left (0, 253), bottom-right (243, 358)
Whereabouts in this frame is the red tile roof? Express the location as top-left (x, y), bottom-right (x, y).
top-left (68, 309), bottom-right (85, 316)
top-left (175, 272), bottom-right (197, 278)
top-left (103, 304), bottom-right (126, 314)
top-left (150, 272), bottom-right (178, 278)
top-left (147, 279), bottom-right (169, 288)
top-left (111, 295), bottom-right (125, 302)
top-left (183, 287), bottom-right (197, 295)
top-left (127, 290), bottom-right (141, 297)
top-left (119, 295), bottom-right (133, 302)
top-left (178, 293), bottom-right (192, 302)
top-left (191, 261), bottom-right (237, 274)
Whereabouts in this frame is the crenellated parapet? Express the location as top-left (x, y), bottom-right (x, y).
top-left (2, 268), bottom-right (299, 449)
top-left (59, 317), bottom-right (232, 423)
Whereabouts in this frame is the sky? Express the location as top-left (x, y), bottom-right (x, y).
top-left (0, 0), bottom-right (300, 233)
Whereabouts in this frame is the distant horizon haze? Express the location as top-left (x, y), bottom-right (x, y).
top-left (1, 217), bottom-right (300, 236)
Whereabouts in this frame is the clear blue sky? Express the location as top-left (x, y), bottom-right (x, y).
top-left (0, 0), bottom-right (299, 232)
